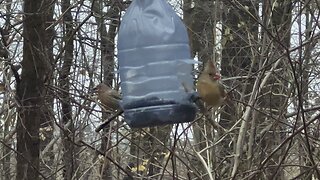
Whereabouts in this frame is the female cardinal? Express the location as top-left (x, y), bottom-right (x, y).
top-left (93, 83), bottom-right (122, 111)
top-left (196, 60), bottom-right (226, 107)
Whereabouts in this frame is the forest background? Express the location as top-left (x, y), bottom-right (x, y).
top-left (0, 0), bottom-right (320, 179)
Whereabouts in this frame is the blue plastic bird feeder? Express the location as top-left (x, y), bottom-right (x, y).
top-left (118, 0), bottom-right (197, 128)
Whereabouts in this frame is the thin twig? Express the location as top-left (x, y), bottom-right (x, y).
top-left (78, 140), bottom-right (133, 178)
top-left (95, 110), bottom-right (123, 132)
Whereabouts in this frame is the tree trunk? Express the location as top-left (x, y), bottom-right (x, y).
top-left (16, 0), bottom-right (48, 179)
top-left (40, 0), bottom-right (55, 178)
top-left (60, 0), bottom-right (78, 179)
top-left (220, 0), bottom-right (259, 178)
top-left (253, 1), bottom-right (292, 178)
top-left (92, 0), bottom-right (121, 179)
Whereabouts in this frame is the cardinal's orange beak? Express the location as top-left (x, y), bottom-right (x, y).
top-left (213, 73), bottom-right (221, 80)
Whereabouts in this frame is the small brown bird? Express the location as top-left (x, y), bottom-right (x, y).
top-left (93, 83), bottom-right (122, 111)
top-left (196, 60), bottom-right (227, 107)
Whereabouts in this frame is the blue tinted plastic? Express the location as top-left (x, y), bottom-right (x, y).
top-left (118, 0), bottom-right (197, 128)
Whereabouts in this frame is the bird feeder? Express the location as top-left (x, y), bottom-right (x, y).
top-left (118, 0), bottom-right (197, 128)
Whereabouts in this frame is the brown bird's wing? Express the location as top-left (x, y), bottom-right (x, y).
top-left (109, 89), bottom-right (121, 100)
top-left (197, 79), bottom-right (221, 106)
top-left (98, 91), bottom-right (121, 111)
